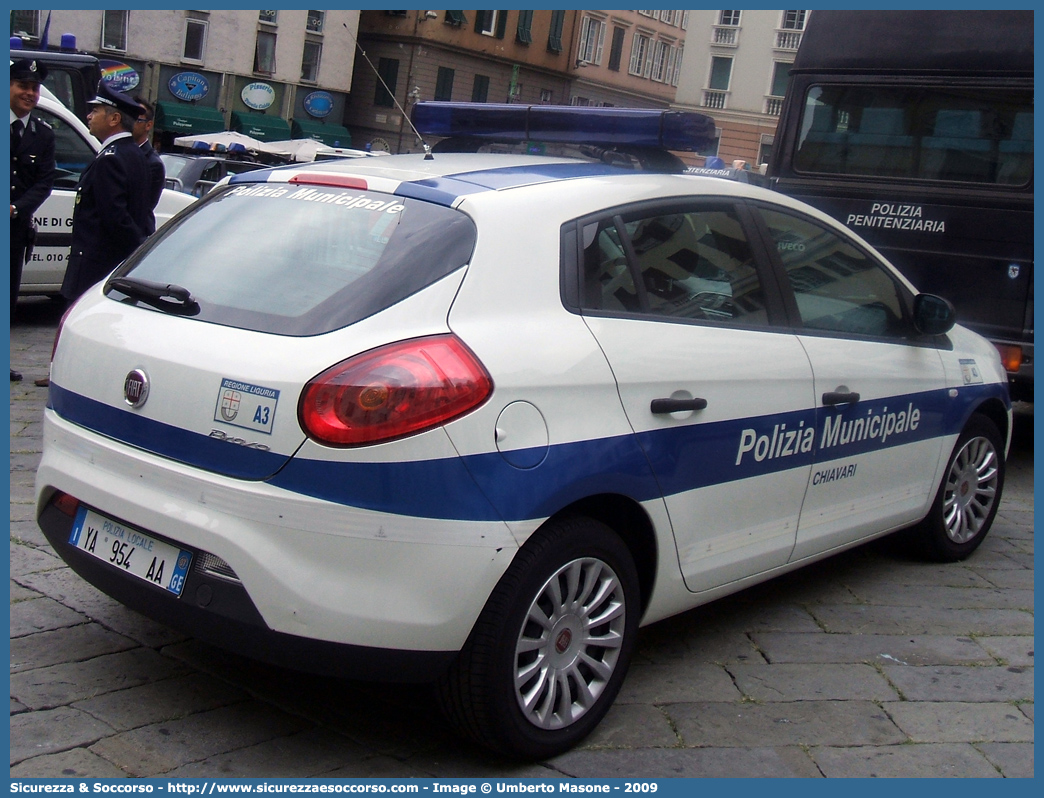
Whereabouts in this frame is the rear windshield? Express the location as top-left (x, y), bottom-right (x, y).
top-left (107, 182), bottom-right (477, 335)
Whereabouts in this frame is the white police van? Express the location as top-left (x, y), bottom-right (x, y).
top-left (19, 87), bottom-right (194, 295)
top-left (35, 103), bottom-right (1010, 759)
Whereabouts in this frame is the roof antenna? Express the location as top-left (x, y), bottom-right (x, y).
top-left (343, 21), bottom-right (432, 159)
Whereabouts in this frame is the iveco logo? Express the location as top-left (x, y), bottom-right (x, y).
top-left (124, 369), bottom-right (150, 408)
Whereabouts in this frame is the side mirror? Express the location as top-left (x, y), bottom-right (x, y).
top-left (913, 293), bottom-right (956, 336)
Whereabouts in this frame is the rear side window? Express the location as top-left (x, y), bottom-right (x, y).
top-left (109, 183), bottom-right (477, 335)
top-left (580, 204), bottom-right (769, 326)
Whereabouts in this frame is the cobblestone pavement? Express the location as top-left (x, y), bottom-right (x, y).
top-left (10, 300), bottom-right (1034, 778)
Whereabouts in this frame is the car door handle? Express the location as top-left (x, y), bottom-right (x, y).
top-left (822, 391), bottom-right (860, 406)
top-left (651, 397), bottom-right (708, 414)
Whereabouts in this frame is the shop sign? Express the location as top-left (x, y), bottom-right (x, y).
top-left (242, 82), bottom-right (276, 111)
top-left (168, 72), bottom-right (210, 102)
top-left (303, 90), bottom-right (333, 118)
top-left (99, 60), bottom-right (139, 93)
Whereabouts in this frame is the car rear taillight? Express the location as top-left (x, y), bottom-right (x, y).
top-left (50, 301), bottom-right (77, 363)
top-left (299, 335), bottom-right (493, 447)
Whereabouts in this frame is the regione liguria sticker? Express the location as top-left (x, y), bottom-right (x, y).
top-left (214, 378), bottom-right (279, 434)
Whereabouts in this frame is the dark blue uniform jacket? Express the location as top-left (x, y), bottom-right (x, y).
top-left (61, 134), bottom-right (151, 300)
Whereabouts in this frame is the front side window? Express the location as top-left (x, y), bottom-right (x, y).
top-left (102, 10), bottom-right (128, 52)
top-left (760, 207), bottom-right (907, 338)
top-left (472, 75), bottom-right (490, 103)
top-left (36, 108), bottom-right (95, 189)
top-left (580, 204), bottom-right (768, 327)
top-left (719, 11), bottom-right (741, 26)
top-left (109, 187), bottom-right (478, 336)
top-left (183, 19), bottom-right (208, 62)
top-left (259, 11), bottom-right (277, 25)
top-left (795, 84), bottom-right (1033, 185)
top-left (301, 41), bottom-right (321, 82)
top-left (782, 10), bottom-right (807, 30)
top-left (254, 30), bottom-right (276, 73)
top-left (306, 10), bottom-right (325, 34)
top-left (43, 71), bottom-right (76, 113)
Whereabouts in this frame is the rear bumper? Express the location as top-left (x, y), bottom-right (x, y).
top-left (36, 408), bottom-right (518, 665)
top-left (37, 501), bottom-right (456, 681)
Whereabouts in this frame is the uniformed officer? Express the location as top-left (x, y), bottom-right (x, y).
top-left (60, 81), bottom-right (152, 302)
top-left (132, 96), bottom-right (165, 235)
top-left (10, 58), bottom-right (56, 381)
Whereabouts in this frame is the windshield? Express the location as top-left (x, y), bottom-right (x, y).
top-left (107, 182), bottom-right (477, 335)
top-left (159, 155), bottom-right (193, 180)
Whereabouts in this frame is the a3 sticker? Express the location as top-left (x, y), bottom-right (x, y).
top-left (214, 378), bottom-right (280, 435)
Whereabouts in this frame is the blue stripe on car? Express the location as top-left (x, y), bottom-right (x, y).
top-left (393, 163), bottom-right (630, 206)
top-left (49, 385), bottom-right (291, 480)
top-left (229, 163), bottom-right (629, 207)
top-left (48, 383), bottom-right (1005, 523)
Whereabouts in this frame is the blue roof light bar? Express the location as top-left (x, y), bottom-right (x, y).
top-left (412, 102), bottom-right (717, 152)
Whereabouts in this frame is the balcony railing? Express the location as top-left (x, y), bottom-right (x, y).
top-left (764, 96), bottom-right (784, 116)
top-left (775, 30), bottom-right (802, 50)
top-left (702, 89), bottom-right (728, 110)
top-left (712, 25), bottom-right (738, 47)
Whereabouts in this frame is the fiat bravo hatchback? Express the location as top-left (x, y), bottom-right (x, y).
top-left (36, 104), bottom-right (1010, 759)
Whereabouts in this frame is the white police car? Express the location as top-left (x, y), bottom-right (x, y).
top-left (35, 104), bottom-right (1010, 759)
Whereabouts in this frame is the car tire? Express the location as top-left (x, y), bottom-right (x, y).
top-left (437, 515), bottom-right (640, 759)
top-left (910, 413), bottom-right (1005, 562)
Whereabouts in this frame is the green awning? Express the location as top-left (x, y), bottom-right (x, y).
top-left (291, 117), bottom-right (351, 147)
top-left (230, 111), bottom-right (291, 142)
top-left (154, 102), bottom-right (225, 135)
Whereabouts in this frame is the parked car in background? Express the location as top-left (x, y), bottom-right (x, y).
top-left (9, 44), bottom-right (101, 121)
top-left (18, 87), bottom-right (196, 297)
top-left (160, 154), bottom-right (268, 197)
top-left (769, 10), bottom-right (1033, 401)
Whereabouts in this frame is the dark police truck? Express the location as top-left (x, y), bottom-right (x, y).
top-left (769, 10), bottom-right (1033, 400)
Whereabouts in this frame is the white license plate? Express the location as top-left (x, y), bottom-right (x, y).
top-left (69, 507), bottom-right (193, 597)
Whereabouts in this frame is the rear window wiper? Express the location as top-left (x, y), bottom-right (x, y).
top-left (106, 277), bottom-right (201, 316)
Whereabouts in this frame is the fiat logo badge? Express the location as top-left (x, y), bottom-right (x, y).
top-left (124, 369), bottom-right (150, 408)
